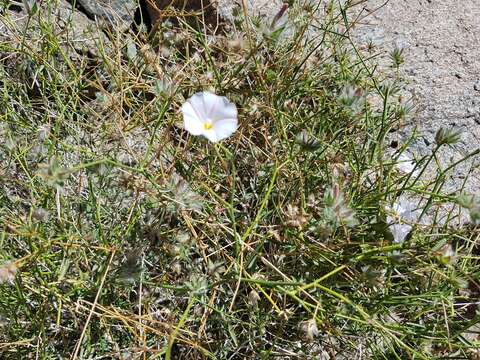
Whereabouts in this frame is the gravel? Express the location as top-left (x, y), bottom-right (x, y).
top-left (351, 0), bottom-right (480, 197)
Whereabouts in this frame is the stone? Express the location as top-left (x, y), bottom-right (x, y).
top-left (0, 10), bottom-right (25, 42)
top-left (351, 0), bottom-right (480, 202)
top-left (76, 0), bottom-right (137, 30)
top-left (215, 0), bottom-right (284, 22)
top-left (139, 0), bottom-right (218, 28)
top-left (474, 80), bottom-right (480, 92)
top-left (56, 0), bottom-right (110, 55)
top-left (0, 0), bottom-right (109, 56)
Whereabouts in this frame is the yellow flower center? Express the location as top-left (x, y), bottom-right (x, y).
top-left (204, 122), bottom-right (213, 130)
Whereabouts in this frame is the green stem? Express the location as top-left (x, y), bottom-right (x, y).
top-left (165, 296), bottom-right (196, 360)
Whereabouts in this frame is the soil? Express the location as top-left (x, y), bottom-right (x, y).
top-left (353, 0), bottom-right (480, 197)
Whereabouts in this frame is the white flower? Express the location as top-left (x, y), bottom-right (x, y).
top-left (396, 153), bottom-right (416, 174)
top-left (386, 198), bottom-right (420, 243)
top-left (181, 91), bottom-right (238, 143)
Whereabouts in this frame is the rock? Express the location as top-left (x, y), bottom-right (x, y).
top-left (213, 0), bottom-right (480, 225)
top-left (215, 0), bottom-right (284, 21)
top-left (0, 10), bottom-right (25, 42)
top-left (0, 0), bottom-right (111, 59)
top-left (352, 0), bottom-right (480, 202)
top-left (139, 0), bottom-right (218, 29)
top-left (55, 1), bottom-right (111, 55)
top-left (474, 80), bottom-right (480, 91)
top-left (76, 0), bottom-right (137, 30)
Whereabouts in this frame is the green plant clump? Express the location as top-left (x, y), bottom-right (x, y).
top-left (0, 0), bottom-right (479, 358)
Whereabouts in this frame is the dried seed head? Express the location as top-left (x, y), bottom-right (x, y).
top-left (36, 157), bottom-right (68, 190)
top-left (154, 78), bottom-right (176, 98)
top-left (268, 229), bottom-right (282, 242)
top-left (323, 184), bottom-right (357, 227)
top-left (32, 207), bottom-right (50, 222)
top-left (171, 262), bottom-right (182, 275)
top-left (434, 244), bottom-right (457, 265)
top-left (169, 173), bottom-right (204, 212)
top-left (0, 262), bottom-right (17, 284)
top-left (296, 130), bottom-right (321, 151)
top-left (307, 194), bottom-right (317, 208)
top-left (158, 46), bottom-right (172, 58)
top-left (185, 275), bottom-right (209, 296)
top-left (175, 231), bottom-right (191, 244)
top-left (207, 260), bottom-right (225, 277)
top-left (285, 204), bottom-right (308, 228)
top-left (117, 249), bottom-right (143, 283)
top-left (248, 289), bottom-right (261, 308)
top-left (331, 162), bottom-right (350, 181)
top-left (299, 318), bottom-right (319, 341)
top-left (435, 127), bottom-right (461, 146)
top-left (338, 85), bottom-right (365, 112)
top-left (361, 265), bottom-right (387, 289)
top-left (194, 305), bottom-right (205, 317)
top-left (226, 37), bottom-right (245, 52)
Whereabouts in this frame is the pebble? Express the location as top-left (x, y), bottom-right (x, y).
top-left (474, 80), bottom-right (480, 91)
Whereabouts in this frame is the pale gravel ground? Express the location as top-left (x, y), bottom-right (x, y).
top-left (218, 0), bottom-right (480, 202)
top-left (353, 0), bottom-right (480, 196)
top-left (216, 0), bottom-right (284, 20)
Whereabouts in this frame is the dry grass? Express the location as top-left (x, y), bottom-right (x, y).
top-left (0, 0), bottom-right (479, 358)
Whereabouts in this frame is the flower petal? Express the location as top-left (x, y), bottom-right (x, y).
top-left (181, 102), bottom-right (205, 135)
top-left (199, 91), bottom-right (224, 119)
top-left (203, 129), bottom-right (218, 143)
top-left (187, 92), bottom-right (209, 120)
top-left (211, 97), bottom-right (237, 122)
top-left (396, 154), bottom-right (416, 174)
top-left (390, 223), bottom-right (412, 243)
top-left (213, 119), bottom-right (238, 141)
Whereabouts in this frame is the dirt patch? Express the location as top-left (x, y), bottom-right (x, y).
top-left (351, 0), bottom-right (480, 197)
